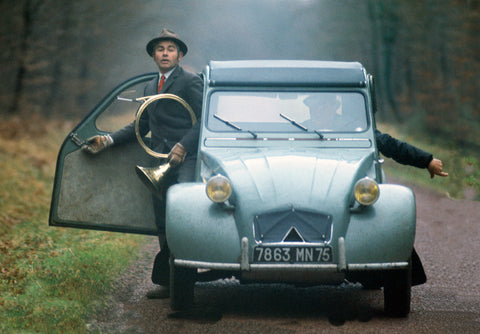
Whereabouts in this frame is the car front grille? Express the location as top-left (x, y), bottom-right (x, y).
top-left (253, 207), bottom-right (332, 244)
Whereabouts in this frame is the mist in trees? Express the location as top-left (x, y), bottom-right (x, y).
top-left (368, 1), bottom-right (479, 147)
top-left (1, 0), bottom-right (478, 148)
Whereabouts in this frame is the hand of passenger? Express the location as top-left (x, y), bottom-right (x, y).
top-left (82, 135), bottom-right (113, 154)
top-left (168, 143), bottom-right (187, 167)
top-left (427, 158), bottom-right (448, 178)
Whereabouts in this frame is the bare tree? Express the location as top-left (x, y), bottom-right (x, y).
top-left (368, 1), bottom-right (402, 122)
top-left (8, 0), bottom-right (44, 114)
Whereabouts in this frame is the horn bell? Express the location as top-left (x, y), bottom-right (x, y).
top-left (135, 163), bottom-right (172, 196)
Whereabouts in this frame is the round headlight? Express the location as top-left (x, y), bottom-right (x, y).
top-left (206, 175), bottom-right (232, 203)
top-left (354, 177), bottom-right (379, 206)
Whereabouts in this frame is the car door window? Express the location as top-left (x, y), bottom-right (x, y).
top-left (95, 82), bottom-right (148, 132)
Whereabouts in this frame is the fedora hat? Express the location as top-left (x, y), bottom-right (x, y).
top-left (146, 29), bottom-right (188, 57)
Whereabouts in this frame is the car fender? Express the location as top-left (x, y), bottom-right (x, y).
top-left (345, 184), bottom-right (416, 264)
top-left (166, 183), bottom-right (241, 263)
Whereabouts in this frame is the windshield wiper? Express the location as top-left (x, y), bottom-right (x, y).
top-left (214, 114), bottom-right (257, 138)
top-left (280, 113), bottom-right (308, 131)
top-left (313, 130), bottom-right (325, 139)
top-left (280, 113), bottom-right (324, 139)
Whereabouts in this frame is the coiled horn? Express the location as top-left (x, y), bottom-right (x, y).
top-left (134, 93), bottom-right (195, 195)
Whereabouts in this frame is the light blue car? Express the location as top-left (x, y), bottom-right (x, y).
top-left (50, 60), bottom-right (415, 317)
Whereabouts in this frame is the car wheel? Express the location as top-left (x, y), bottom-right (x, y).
top-left (169, 257), bottom-right (196, 311)
top-left (383, 261), bottom-right (412, 317)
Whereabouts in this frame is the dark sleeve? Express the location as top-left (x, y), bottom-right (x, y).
top-left (178, 73), bottom-right (204, 153)
top-left (109, 113), bottom-right (149, 146)
top-left (375, 129), bottom-right (433, 169)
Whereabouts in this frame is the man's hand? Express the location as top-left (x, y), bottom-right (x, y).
top-left (428, 158), bottom-right (448, 178)
top-left (168, 143), bottom-right (187, 167)
top-left (82, 135), bottom-right (113, 154)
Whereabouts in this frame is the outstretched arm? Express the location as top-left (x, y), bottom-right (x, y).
top-left (375, 129), bottom-right (448, 178)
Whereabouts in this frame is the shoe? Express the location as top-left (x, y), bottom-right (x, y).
top-left (146, 286), bottom-right (170, 299)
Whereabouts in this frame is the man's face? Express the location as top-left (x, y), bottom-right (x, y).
top-left (153, 40), bottom-right (183, 73)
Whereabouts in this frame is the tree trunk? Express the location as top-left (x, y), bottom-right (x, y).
top-left (8, 0), bottom-right (42, 114)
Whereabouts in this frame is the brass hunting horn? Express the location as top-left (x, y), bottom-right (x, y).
top-left (134, 93), bottom-right (196, 195)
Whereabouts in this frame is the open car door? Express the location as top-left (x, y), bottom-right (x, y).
top-left (49, 73), bottom-right (158, 235)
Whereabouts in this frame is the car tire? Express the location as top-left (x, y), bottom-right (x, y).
top-left (169, 257), bottom-right (196, 311)
top-left (383, 261), bottom-right (412, 317)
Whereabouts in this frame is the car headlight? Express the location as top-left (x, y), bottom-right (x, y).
top-left (206, 174), bottom-right (232, 203)
top-left (354, 177), bottom-right (379, 206)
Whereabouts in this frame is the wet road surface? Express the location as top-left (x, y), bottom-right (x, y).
top-left (88, 181), bottom-right (480, 333)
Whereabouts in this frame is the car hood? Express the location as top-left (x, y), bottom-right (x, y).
top-left (202, 149), bottom-right (375, 213)
top-left (201, 148), bottom-right (377, 244)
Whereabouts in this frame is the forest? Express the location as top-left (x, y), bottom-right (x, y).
top-left (0, 0), bottom-right (479, 149)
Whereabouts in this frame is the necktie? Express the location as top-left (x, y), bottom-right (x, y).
top-left (158, 75), bottom-right (165, 93)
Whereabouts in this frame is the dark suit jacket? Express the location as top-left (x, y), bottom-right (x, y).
top-left (111, 66), bottom-right (204, 154)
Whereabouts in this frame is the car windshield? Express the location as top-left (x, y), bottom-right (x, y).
top-left (207, 91), bottom-right (368, 133)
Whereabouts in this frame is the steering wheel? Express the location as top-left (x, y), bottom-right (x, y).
top-left (134, 93), bottom-right (196, 158)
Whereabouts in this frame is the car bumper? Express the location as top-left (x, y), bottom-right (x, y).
top-left (174, 237), bottom-right (409, 273)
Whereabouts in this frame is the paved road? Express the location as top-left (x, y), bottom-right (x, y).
top-left (88, 181), bottom-right (480, 333)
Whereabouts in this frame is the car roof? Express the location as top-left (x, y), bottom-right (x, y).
top-left (207, 60), bottom-right (367, 88)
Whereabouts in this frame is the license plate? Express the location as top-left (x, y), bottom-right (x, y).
top-left (253, 246), bottom-right (332, 263)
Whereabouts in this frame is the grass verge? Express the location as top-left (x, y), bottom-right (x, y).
top-left (0, 116), bottom-right (145, 333)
